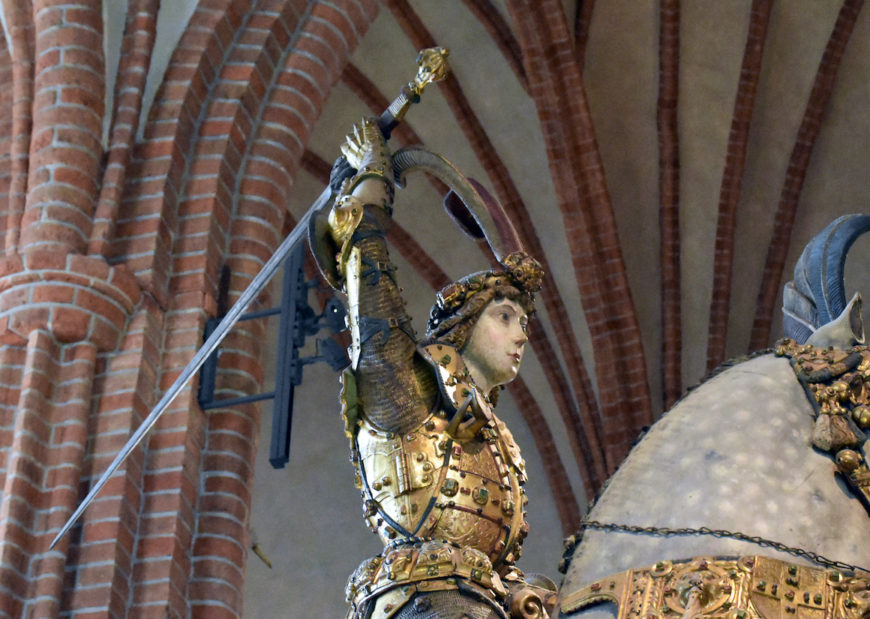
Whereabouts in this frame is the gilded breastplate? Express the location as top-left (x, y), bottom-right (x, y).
top-left (343, 343), bottom-right (529, 569)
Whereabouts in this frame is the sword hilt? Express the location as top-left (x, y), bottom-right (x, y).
top-left (376, 47), bottom-right (450, 139)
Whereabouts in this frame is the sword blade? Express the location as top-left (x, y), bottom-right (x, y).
top-left (50, 186), bottom-right (333, 550)
top-left (52, 46), bottom-right (450, 550)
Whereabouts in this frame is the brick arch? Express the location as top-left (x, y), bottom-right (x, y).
top-left (97, 0), bottom-right (379, 615)
top-left (110, 0), bottom-right (253, 306)
top-left (505, 0), bottom-right (654, 469)
top-left (188, 3), bottom-right (378, 613)
top-left (0, 32), bottom-right (14, 248)
top-left (89, 2), bottom-right (259, 613)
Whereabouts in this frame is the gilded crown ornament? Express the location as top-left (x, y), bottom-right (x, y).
top-left (427, 251), bottom-right (544, 334)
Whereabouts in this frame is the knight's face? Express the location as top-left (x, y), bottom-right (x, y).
top-left (461, 298), bottom-right (529, 393)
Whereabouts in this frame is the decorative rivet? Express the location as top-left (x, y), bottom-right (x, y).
top-left (363, 500), bottom-right (377, 517)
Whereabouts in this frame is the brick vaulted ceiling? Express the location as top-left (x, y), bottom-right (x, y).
top-left (0, 0), bottom-right (869, 616)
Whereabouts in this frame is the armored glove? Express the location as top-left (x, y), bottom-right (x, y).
top-left (339, 117), bottom-right (387, 171)
top-left (329, 119), bottom-right (394, 247)
top-left (325, 119), bottom-right (395, 287)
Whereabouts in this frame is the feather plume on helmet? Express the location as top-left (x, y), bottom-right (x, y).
top-left (425, 251), bottom-right (544, 351)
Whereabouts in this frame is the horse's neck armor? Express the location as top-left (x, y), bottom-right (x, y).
top-left (776, 338), bottom-right (870, 514)
top-left (560, 555), bottom-right (870, 619)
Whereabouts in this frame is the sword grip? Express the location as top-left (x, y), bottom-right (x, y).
top-left (376, 84), bottom-right (420, 140)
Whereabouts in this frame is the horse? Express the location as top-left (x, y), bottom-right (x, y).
top-left (558, 215), bottom-right (870, 619)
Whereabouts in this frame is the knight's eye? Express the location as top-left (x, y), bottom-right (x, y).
top-left (500, 313), bottom-right (510, 322)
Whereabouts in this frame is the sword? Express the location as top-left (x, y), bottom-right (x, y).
top-left (50, 47), bottom-right (449, 550)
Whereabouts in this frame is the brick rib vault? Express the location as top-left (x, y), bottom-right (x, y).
top-left (0, 0), bottom-right (377, 616)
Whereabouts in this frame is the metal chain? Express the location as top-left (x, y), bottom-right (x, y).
top-left (580, 519), bottom-right (870, 574)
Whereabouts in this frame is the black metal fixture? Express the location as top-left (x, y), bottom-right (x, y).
top-left (197, 243), bottom-right (348, 468)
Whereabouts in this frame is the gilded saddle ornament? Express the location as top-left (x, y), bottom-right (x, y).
top-left (775, 338), bottom-right (870, 513)
top-left (561, 556), bottom-right (870, 619)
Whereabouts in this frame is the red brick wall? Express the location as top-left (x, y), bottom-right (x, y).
top-left (0, 1), bottom-right (377, 616)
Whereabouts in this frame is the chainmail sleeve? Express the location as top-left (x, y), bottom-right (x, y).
top-left (317, 120), bottom-right (439, 436)
top-left (348, 205), bottom-right (438, 434)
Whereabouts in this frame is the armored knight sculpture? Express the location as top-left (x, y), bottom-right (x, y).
top-left (311, 115), bottom-right (556, 617)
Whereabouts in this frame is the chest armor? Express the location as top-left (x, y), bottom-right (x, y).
top-left (344, 343), bottom-right (529, 569)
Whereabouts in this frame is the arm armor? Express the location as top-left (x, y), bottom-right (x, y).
top-left (345, 202), bottom-right (437, 434)
top-left (328, 121), bottom-right (437, 434)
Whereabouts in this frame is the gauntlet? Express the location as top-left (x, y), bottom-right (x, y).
top-left (329, 118), bottom-right (395, 268)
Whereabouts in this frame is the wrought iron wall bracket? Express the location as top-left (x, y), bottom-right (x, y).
top-left (197, 243), bottom-right (348, 469)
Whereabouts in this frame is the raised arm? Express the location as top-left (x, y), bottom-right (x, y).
top-left (325, 120), bottom-right (436, 434)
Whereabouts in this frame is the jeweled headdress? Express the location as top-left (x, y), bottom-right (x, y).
top-left (426, 251), bottom-right (544, 345)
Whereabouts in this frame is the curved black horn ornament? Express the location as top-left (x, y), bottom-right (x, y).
top-left (784, 214), bottom-right (870, 343)
top-left (808, 214), bottom-right (870, 324)
top-left (391, 146), bottom-right (518, 262)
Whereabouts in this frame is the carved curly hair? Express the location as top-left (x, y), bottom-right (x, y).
top-left (425, 251), bottom-right (544, 352)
